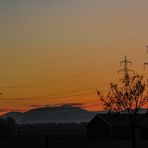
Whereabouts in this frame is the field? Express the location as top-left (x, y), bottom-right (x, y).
top-left (0, 123), bottom-right (147, 148)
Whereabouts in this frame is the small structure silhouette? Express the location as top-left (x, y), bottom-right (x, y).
top-left (87, 113), bottom-right (148, 140)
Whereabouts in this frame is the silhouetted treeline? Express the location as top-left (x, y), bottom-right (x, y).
top-left (0, 117), bottom-right (16, 134)
top-left (19, 122), bottom-right (87, 128)
top-left (16, 122), bottom-right (88, 137)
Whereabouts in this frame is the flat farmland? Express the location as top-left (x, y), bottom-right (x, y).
top-left (0, 123), bottom-right (147, 148)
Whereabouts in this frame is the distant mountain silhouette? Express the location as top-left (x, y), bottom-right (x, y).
top-left (1, 105), bottom-right (100, 124)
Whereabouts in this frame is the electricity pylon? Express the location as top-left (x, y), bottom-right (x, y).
top-left (118, 56), bottom-right (134, 89)
top-left (144, 46), bottom-right (148, 70)
top-left (143, 46), bottom-right (148, 87)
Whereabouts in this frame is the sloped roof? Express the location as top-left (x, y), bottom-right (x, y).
top-left (88, 113), bottom-right (148, 127)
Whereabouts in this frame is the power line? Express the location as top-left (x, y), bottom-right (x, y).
top-left (0, 52), bottom-right (145, 90)
top-left (0, 70), bottom-right (114, 89)
top-left (1, 83), bottom-right (110, 101)
top-left (1, 54), bottom-right (146, 101)
top-left (0, 31), bottom-right (148, 89)
top-left (1, 47), bottom-right (148, 106)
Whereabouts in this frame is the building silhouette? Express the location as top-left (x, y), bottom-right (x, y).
top-left (87, 114), bottom-right (148, 140)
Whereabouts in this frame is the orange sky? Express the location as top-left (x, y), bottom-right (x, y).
top-left (1, 1), bottom-right (148, 114)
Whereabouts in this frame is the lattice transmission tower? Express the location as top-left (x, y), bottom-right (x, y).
top-left (144, 46), bottom-right (148, 69)
top-left (118, 56), bottom-right (134, 90)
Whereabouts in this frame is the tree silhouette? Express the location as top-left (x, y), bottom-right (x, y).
top-left (0, 117), bottom-right (16, 134)
top-left (97, 74), bottom-right (148, 148)
top-left (6, 117), bottom-right (16, 132)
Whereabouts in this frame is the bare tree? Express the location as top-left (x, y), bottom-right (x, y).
top-left (97, 74), bottom-right (148, 148)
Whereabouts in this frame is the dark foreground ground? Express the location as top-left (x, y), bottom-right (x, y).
top-left (0, 135), bottom-right (148, 148)
top-left (0, 123), bottom-right (147, 148)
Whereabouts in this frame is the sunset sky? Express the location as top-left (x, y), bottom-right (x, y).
top-left (1, 0), bottom-right (148, 114)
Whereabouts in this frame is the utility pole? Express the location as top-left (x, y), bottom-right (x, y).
top-left (0, 91), bottom-right (3, 108)
top-left (143, 46), bottom-right (148, 87)
top-left (144, 46), bottom-right (148, 70)
top-left (0, 92), bottom-right (3, 99)
top-left (118, 56), bottom-right (134, 90)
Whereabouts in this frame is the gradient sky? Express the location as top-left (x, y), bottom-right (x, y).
top-left (1, 0), bottom-right (148, 114)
